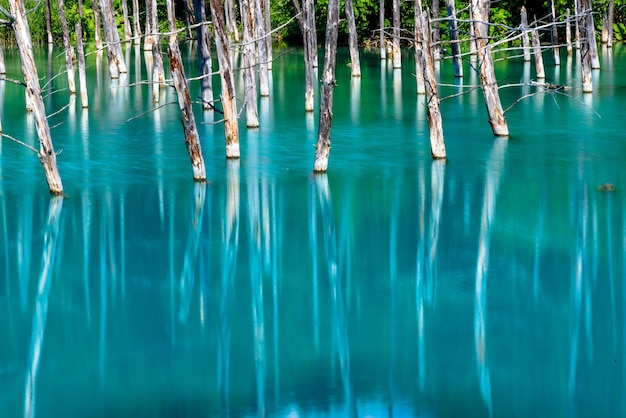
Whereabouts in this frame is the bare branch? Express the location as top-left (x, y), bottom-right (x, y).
top-left (0, 132), bottom-right (38, 153)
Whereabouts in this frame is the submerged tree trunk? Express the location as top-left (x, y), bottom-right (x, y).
top-left (194, 0), bottom-right (214, 110)
top-left (254, 0), bottom-right (270, 96)
top-left (10, 0), bottom-right (64, 195)
top-left (92, 0), bottom-right (104, 50)
top-left (520, 7), bottom-right (531, 62)
top-left (100, 0), bottom-right (127, 76)
top-left (414, 0), bottom-right (425, 94)
top-left (225, 0), bottom-right (240, 42)
top-left (566, 8), bottom-right (573, 54)
top-left (379, 0), bottom-right (385, 59)
top-left (470, 0), bottom-right (509, 136)
top-left (144, 0), bottom-right (157, 51)
top-left (431, 0), bottom-right (440, 60)
top-left (549, 0), bottom-right (560, 65)
top-left (392, 0), bottom-right (401, 67)
top-left (579, 0), bottom-right (593, 92)
top-left (152, 36), bottom-right (165, 103)
top-left (240, 0), bottom-right (260, 126)
top-left (121, 0), bottom-right (132, 42)
top-left (57, 0), bottom-right (76, 94)
top-left (263, 0), bottom-right (273, 70)
top-left (168, 41), bottom-right (207, 181)
top-left (76, 22), bottom-right (89, 108)
top-left (531, 24), bottom-right (545, 79)
top-left (417, 11), bottom-right (446, 158)
top-left (209, 0), bottom-right (240, 158)
top-left (345, 0), bottom-right (361, 77)
top-left (166, 0), bottom-right (177, 42)
top-left (132, 0), bottom-right (142, 45)
top-left (293, 0), bottom-right (316, 110)
top-left (45, 0), bottom-right (53, 44)
top-left (446, 0), bottom-right (462, 77)
top-left (586, 5), bottom-right (600, 69)
top-left (313, 0), bottom-right (339, 172)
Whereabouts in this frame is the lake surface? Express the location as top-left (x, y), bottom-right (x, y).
top-left (1, 43), bottom-right (625, 417)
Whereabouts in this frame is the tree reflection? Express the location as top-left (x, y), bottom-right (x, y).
top-left (474, 138), bottom-right (507, 417)
top-left (23, 196), bottom-right (63, 418)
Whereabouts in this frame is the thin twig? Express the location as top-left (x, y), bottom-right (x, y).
top-left (0, 132), bottom-right (38, 153)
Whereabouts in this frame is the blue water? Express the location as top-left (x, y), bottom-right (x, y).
top-left (1, 43), bottom-right (625, 417)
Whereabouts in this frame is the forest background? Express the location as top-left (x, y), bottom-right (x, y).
top-left (0, 0), bottom-right (623, 49)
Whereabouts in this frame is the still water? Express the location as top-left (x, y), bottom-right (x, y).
top-left (1, 43), bottom-right (626, 417)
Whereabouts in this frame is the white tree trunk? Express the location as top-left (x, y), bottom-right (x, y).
top-left (345, 0), bottom-right (361, 77)
top-left (76, 22), bottom-right (89, 108)
top-left (240, 0), bottom-right (260, 127)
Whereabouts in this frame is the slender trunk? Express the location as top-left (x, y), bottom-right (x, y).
top-left (100, 0), bottom-right (128, 76)
top-left (58, 0), bottom-right (76, 94)
top-left (293, 0), bottom-right (316, 110)
top-left (566, 8), bottom-right (572, 54)
top-left (531, 24), bottom-right (545, 79)
top-left (313, 0), bottom-right (339, 172)
top-left (417, 11), bottom-right (446, 158)
top-left (431, 0), bottom-right (440, 60)
top-left (122, 0), bottom-right (132, 42)
top-left (263, 0), bottom-right (273, 70)
top-left (132, 0), bottom-right (142, 45)
top-left (168, 41), bottom-right (207, 181)
top-left (345, 0), bottom-right (361, 77)
top-left (254, 0), bottom-right (270, 96)
top-left (392, 0), bottom-right (401, 67)
top-left (607, 0), bottom-right (614, 47)
top-left (45, 0), bottom-right (54, 44)
top-left (414, 0), bottom-right (425, 94)
top-left (194, 0), bottom-right (214, 110)
top-left (579, 0), bottom-right (593, 92)
top-left (76, 23), bottom-right (89, 108)
top-left (446, 0), bottom-right (462, 77)
top-left (379, 0), bottom-right (385, 59)
top-left (470, 0), bottom-right (508, 136)
top-left (549, 0), bottom-right (560, 65)
top-left (10, 0), bottom-right (64, 195)
top-left (240, 0), bottom-right (259, 126)
top-left (92, 0), bottom-right (103, 50)
top-left (152, 36), bottom-right (165, 103)
top-left (520, 7), bottom-right (531, 62)
top-left (166, 0), bottom-right (177, 42)
top-left (209, 0), bottom-right (240, 158)
top-left (586, 5), bottom-right (600, 69)
top-left (574, 0), bottom-right (580, 49)
top-left (307, 0), bottom-right (318, 67)
top-left (0, 39), bottom-right (5, 75)
top-left (144, 0), bottom-right (157, 51)
top-left (225, 0), bottom-right (240, 42)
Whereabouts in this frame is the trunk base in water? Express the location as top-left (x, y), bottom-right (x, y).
top-left (313, 144), bottom-right (330, 172)
top-left (226, 143), bottom-right (240, 159)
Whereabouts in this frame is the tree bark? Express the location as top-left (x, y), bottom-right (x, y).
top-left (414, 0), bottom-right (425, 94)
top-left (144, 0), bottom-right (157, 51)
top-left (132, 0), bottom-right (142, 45)
top-left (293, 0), bottom-right (316, 110)
top-left (10, 0), bottom-right (64, 195)
top-left (166, 0), bottom-right (177, 42)
top-left (549, 0), bottom-right (560, 65)
top-left (470, 0), bottom-right (509, 136)
top-left (607, 0), bottom-right (614, 47)
top-left (100, 0), bottom-right (127, 76)
top-left (76, 22), bottom-right (89, 108)
top-left (45, 0), bottom-right (53, 44)
top-left (254, 0), bottom-right (270, 96)
top-left (431, 0), bottom-right (440, 60)
top-left (417, 11), bottom-right (446, 158)
top-left (313, 0), bottom-right (339, 172)
top-left (586, 5), bottom-right (600, 69)
top-left (446, 0), bottom-right (462, 77)
top-left (379, 0), bottom-right (385, 59)
top-left (225, 0), bottom-right (240, 42)
top-left (345, 0), bottom-right (361, 77)
top-left (520, 7), bottom-right (531, 62)
top-left (0, 39), bottom-right (5, 75)
top-left (194, 0), bottom-right (214, 110)
top-left (92, 0), bottom-right (104, 50)
top-left (122, 0), bottom-right (132, 42)
top-left (58, 0), bottom-right (76, 94)
top-left (566, 8), bottom-right (572, 54)
top-left (152, 36), bottom-right (165, 103)
top-left (168, 41), bottom-right (207, 181)
top-left (579, 0), bottom-right (593, 92)
top-left (209, 0), bottom-right (240, 158)
top-left (240, 0), bottom-right (260, 126)
top-left (392, 0), bottom-right (401, 68)
top-left (530, 25), bottom-right (545, 79)
top-left (263, 0), bottom-right (273, 70)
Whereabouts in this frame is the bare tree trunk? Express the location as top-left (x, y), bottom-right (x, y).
top-left (225, 0), bottom-right (240, 42)
top-left (144, 0), bottom-right (157, 51)
top-left (574, 0), bottom-right (580, 48)
top-left (307, 0), bottom-right (318, 67)
top-left (586, 6), bottom-right (600, 69)
top-left (391, 0), bottom-right (401, 68)
top-left (254, 0), bottom-right (270, 96)
top-left (76, 22), bottom-right (89, 108)
top-left (446, 0), bottom-right (462, 77)
top-left (45, 0), bottom-right (53, 44)
top-left (431, 0), bottom-right (440, 60)
top-left (122, 0), bottom-right (132, 42)
top-left (531, 24), bottom-right (545, 79)
top-left (194, 0), bottom-right (214, 110)
top-left (0, 39), bottom-right (5, 75)
top-left (58, 0), bottom-right (76, 94)
top-left (520, 7), bottom-right (531, 62)
top-left (209, 0), bottom-right (240, 158)
top-left (132, 0), bottom-right (142, 45)
top-left (263, 0), bottom-right (273, 70)
top-left (92, 0), bottom-right (104, 50)
top-left (100, 0), bottom-right (128, 76)
top-left (566, 8), bottom-right (573, 54)
top-left (549, 0), bottom-right (560, 65)
top-left (345, 0), bottom-right (361, 77)
top-left (414, 0), bottom-right (425, 94)
top-left (417, 11), bottom-right (446, 158)
top-left (10, 0), bottom-right (64, 195)
top-left (166, 0), bottom-right (177, 42)
top-left (607, 0), bottom-right (614, 47)
top-left (470, 0), bottom-right (508, 136)
top-left (293, 0), bottom-right (316, 110)
top-left (579, 0), bottom-right (593, 92)
top-left (379, 0), bottom-right (385, 59)
top-left (240, 0), bottom-right (259, 126)
top-left (313, 0), bottom-right (339, 172)
top-left (152, 36), bottom-right (165, 103)
top-left (168, 41), bottom-right (207, 181)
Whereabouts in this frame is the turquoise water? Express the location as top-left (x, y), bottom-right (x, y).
top-left (1, 43), bottom-right (625, 417)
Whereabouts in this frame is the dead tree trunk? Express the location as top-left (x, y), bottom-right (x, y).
top-left (240, 0), bottom-right (260, 127)
top-left (144, 0), bottom-right (157, 51)
top-left (9, 0), bottom-right (64, 195)
top-left (0, 40), bottom-right (5, 75)
top-left (225, 0), bottom-right (240, 42)
top-left (566, 8), bottom-right (573, 53)
top-left (607, 0), bottom-right (614, 47)
top-left (586, 6), bottom-right (600, 69)
top-left (100, 0), bottom-right (128, 76)
top-left (431, 0), bottom-right (441, 60)
top-left (293, 0), bottom-right (316, 110)
top-left (446, 0), bottom-right (462, 77)
top-left (392, 0), bottom-right (401, 68)
top-left (168, 41), bottom-right (207, 181)
top-left (254, 0), bottom-right (270, 96)
top-left (76, 23), bottom-right (89, 108)
top-left (414, 0), bottom-right (425, 94)
top-left (579, 0), bottom-right (593, 92)
top-left (132, 0), bottom-right (142, 45)
top-left (58, 0), bottom-right (76, 94)
top-left (45, 0), bottom-right (53, 44)
top-left (194, 0), bottom-right (214, 110)
top-left (345, 0), bottom-right (361, 77)
top-left (549, 0), bottom-right (560, 65)
top-left (166, 0), bottom-right (177, 42)
top-left (122, 0), bottom-right (132, 41)
top-left (530, 24), bottom-right (545, 79)
top-left (92, 0), bottom-right (104, 50)
top-left (470, 0), bottom-right (509, 136)
top-left (417, 11), bottom-right (446, 158)
top-left (152, 37), bottom-right (165, 103)
top-left (520, 7), bottom-right (531, 62)
top-left (313, 0), bottom-right (339, 172)
top-left (379, 0), bottom-right (385, 59)
top-left (209, 0), bottom-right (240, 158)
